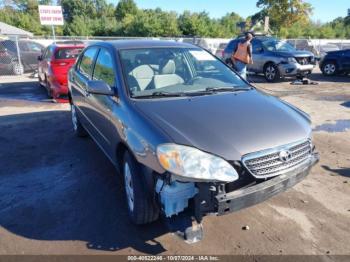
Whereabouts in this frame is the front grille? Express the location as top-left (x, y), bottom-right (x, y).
top-left (296, 57), bottom-right (311, 65)
top-left (242, 140), bottom-right (312, 178)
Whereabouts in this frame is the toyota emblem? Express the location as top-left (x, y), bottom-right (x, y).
top-left (279, 150), bottom-right (292, 162)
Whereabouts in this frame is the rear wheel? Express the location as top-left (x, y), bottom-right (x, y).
top-left (12, 62), bottom-right (24, 75)
top-left (264, 63), bottom-right (280, 82)
top-left (123, 151), bottom-right (159, 225)
top-left (71, 103), bottom-right (87, 137)
top-left (321, 61), bottom-right (337, 76)
top-left (44, 77), bottom-right (53, 98)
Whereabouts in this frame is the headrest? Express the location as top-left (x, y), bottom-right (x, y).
top-left (161, 60), bottom-right (176, 74)
top-left (131, 65), bottom-right (154, 78)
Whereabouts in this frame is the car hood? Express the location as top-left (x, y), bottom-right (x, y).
top-left (134, 90), bottom-right (311, 160)
top-left (274, 50), bottom-right (314, 57)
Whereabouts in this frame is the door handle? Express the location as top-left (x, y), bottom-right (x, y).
top-left (83, 89), bottom-right (90, 97)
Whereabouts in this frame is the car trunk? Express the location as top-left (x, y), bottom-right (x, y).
top-left (51, 59), bottom-right (76, 86)
top-left (52, 47), bottom-right (83, 86)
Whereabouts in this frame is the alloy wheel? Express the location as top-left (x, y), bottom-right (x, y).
top-left (124, 162), bottom-right (135, 211)
top-left (13, 63), bottom-right (24, 75)
top-left (324, 63), bottom-right (336, 75)
top-left (265, 65), bottom-right (276, 81)
top-left (71, 104), bottom-right (78, 131)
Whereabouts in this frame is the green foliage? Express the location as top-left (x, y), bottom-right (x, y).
top-left (115, 0), bottom-right (137, 21)
top-left (256, 0), bottom-right (313, 29)
top-left (219, 12), bottom-right (244, 37)
top-left (119, 8), bottom-right (180, 37)
top-left (0, 0), bottom-right (349, 39)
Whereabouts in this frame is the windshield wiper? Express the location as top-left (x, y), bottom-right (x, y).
top-left (132, 87), bottom-right (252, 99)
top-left (133, 91), bottom-right (187, 99)
top-left (205, 87), bottom-right (251, 92)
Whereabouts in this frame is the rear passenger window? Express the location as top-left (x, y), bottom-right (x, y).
top-left (27, 42), bottom-right (42, 52)
top-left (93, 49), bottom-right (115, 87)
top-left (79, 47), bottom-right (98, 78)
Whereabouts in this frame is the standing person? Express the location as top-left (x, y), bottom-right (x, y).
top-left (231, 32), bottom-right (253, 80)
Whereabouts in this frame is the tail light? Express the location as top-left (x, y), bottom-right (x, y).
top-left (221, 50), bottom-right (224, 58)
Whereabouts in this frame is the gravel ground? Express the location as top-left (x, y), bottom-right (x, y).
top-left (0, 71), bottom-right (349, 255)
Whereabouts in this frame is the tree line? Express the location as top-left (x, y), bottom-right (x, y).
top-left (0, 0), bottom-right (349, 39)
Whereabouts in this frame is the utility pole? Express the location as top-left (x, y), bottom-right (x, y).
top-left (51, 25), bottom-right (56, 44)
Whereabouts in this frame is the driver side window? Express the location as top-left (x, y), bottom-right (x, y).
top-left (93, 48), bottom-right (115, 87)
top-left (79, 47), bottom-right (98, 79)
top-left (252, 42), bottom-right (263, 54)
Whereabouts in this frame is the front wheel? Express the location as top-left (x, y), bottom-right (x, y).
top-left (321, 61), bottom-right (337, 76)
top-left (71, 103), bottom-right (87, 137)
top-left (123, 151), bottom-right (159, 225)
top-left (264, 63), bottom-right (280, 82)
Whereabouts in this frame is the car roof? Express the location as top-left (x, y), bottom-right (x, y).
top-left (88, 40), bottom-right (198, 50)
top-left (49, 44), bottom-right (85, 49)
top-left (234, 36), bottom-right (276, 42)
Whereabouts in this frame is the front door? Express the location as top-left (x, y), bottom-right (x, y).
top-left (83, 47), bottom-right (118, 158)
top-left (70, 46), bottom-right (99, 130)
top-left (248, 40), bottom-right (264, 73)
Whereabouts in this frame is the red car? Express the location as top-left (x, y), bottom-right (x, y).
top-left (38, 43), bottom-right (84, 101)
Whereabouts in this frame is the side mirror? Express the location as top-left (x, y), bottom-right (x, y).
top-left (37, 55), bottom-right (42, 61)
top-left (86, 80), bottom-right (115, 96)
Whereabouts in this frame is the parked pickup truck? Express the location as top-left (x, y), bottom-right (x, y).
top-left (68, 40), bottom-right (319, 242)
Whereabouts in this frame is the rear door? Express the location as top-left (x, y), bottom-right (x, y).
top-left (84, 47), bottom-right (117, 157)
top-left (38, 46), bottom-right (53, 82)
top-left (70, 46), bottom-right (99, 128)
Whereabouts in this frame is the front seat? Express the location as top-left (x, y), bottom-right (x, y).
top-left (129, 54), bottom-right (155, 90)
top-left (153, 60), bottom-right (184, 89)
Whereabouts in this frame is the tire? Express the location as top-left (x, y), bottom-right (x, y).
top-left (12, 62), bottom-right (24, 75)
top-left (264, 63), bottom-right (280, 82)
top-left (123, 151), bottom-right (159, 225)
top-left (321, 61), bottom-right (337, 76)
top-left (70, 103), bottom-right (87, 137)
top-left (45, 78), bottom-right (53, 98)
top-left (38, 75), bottom-right (44, 87)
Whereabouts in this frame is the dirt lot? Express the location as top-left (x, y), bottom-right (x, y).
top-left (0, 71), bottom-right (349, 256)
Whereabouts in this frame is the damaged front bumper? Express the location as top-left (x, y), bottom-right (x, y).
top-left (162, 153), bottom-right (319, 243)
top-left (278, 63), bottom-right (315, 77)
top-left (215, 152), bottom-right (319, 215)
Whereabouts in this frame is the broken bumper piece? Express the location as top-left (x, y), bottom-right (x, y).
top-left (215, 153), bottom-right (319, 215)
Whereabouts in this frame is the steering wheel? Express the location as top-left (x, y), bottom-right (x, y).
top-left (187, 76), bottom-right (203, 85)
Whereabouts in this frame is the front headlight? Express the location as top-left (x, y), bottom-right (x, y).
top-left (157, 144), bottom-right (239, 182)
top-left (283, 57), bottom-right (297, 63)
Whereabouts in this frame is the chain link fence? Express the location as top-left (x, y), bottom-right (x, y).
top-left (286, 39), bottom-right (350, 58)
top-left (1, 35), bottom-right (349, 77)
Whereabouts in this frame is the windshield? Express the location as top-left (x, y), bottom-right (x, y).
top-left (262, 40), bottom-right (296, 52)
top-left (55, 48), bottom-right (83, 60)
top-left (119, 47), bottom-right (250, 98)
